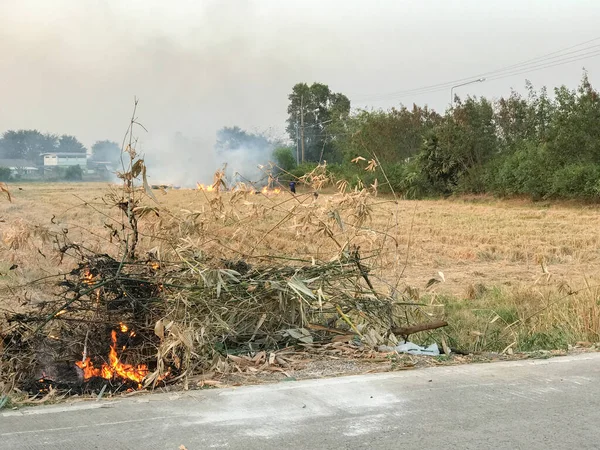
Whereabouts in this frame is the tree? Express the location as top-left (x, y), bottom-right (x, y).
top-left (545, 72), bottom-right (600, 165)
top-left (215, 126), bottom-right (271, 154)
top-left (64, 165), bottom-right (83, 181)
top-left (285, 82), bottom-right (351, 163)
top-left (57, 135), bottom-right (87, 154)
top-left (343, 104), bottom-right (441, 164)
top-left (495, 89), bottom-right (534, 149)
top-left (91, 140), bottom-right (121, 163)
top-left (417, 97), bottom-right (497, 194)
top-left (0, 130), bottom-right (57, 163)
top-left (272, 146), bottom-right (296, 172)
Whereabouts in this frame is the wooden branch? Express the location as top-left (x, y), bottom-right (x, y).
top-left (391, 320), bottom-right (448, 337)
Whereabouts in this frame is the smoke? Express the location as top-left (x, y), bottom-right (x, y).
top-left (2, 0), bottom-right (596, 188)
top-left (0, 0), bottom-right (342, 186)
top-left (216, 148), bottom-right (274, 189)
top-left (140, 127), bottom-right (281, 188)
top-left (212, 126), bottom-right (280, 188)
top-left (140, 132), bottom-right (216, 187)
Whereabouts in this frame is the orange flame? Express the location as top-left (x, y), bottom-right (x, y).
top-left (82, 269), bottom-right (95, 285)
top-left (261, 186), bottom-right (282, 195)
top-left (75, 325), bottom-right (148, 388)
top-left (196, 183), bottom-right (216, 192)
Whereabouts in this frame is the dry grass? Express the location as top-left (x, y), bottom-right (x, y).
top-left (1, 182), bottom-right (600, 356)
top-left (2, 183), bottom-right (600, 290)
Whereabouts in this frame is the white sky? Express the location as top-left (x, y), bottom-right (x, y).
top-left (1, 0), bottom-right (599, 151)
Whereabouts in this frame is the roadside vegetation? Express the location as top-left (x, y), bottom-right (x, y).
top-left (270, 72), bottom-right (600, 203)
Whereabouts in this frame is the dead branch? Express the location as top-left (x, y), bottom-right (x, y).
top-left (391, 320), bottom-right (448, 339)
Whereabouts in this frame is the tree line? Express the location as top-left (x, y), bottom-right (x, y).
top-left (272, 73), bottom-right (600, 200)
top-left (0, 131), bottom-right (121, 165)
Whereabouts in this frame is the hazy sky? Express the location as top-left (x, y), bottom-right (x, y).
top-left (1, 0), bottom-right (599, 179)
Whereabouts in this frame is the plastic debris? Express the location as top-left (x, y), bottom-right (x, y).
top-left (378, 341), bottom-right (440, 356)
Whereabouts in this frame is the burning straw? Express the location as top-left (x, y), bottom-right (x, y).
top-left (0, 103), bottom-right (429, 400)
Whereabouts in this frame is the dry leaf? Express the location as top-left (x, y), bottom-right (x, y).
top-left (332, 334), bottom-right (355, 343)
top-left (0, 183), bottom-right (11, 202)
top-left (154, 320), bottom-right (164, 340)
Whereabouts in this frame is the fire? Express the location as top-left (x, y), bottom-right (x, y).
top-left (196, 183), bottom-right (216, 192)
top-left (82, 269), bottom-right (95, 285)
top-left (261, 186), bottom-right (282, 195)
top-left (75, 324), bottom-right (148, 388)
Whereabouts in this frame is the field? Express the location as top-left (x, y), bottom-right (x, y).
top-left (1, 182), bottom-right (600, 354)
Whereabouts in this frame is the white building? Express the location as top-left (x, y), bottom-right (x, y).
top-left (0, 159), bottom-right (39, 177)
top-left (42, 153), bottom-right (88, 168)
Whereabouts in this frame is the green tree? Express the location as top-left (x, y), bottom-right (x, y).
top-left (545, 72), bottom-right (600, 166)
top-left (272, 146), bottom-right (296, 172)
top-left (286, 82), bottom-right (351, 163)
top-left (417, 97), bottom-right (497, 194)
top-left (344, 104), bottom-right (441, 164)
top-left (57, 135), bottom-right (87, 154)
top-left (495, 89), bottom-right (534, 149)
top-left (0, 130), bottom-right (57, 163)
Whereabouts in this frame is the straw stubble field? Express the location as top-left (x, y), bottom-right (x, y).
top-left (1, 182), bottom-right (600, 354)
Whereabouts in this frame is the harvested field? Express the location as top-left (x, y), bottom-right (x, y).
top-left (2, 183), bottom-right (600, 295)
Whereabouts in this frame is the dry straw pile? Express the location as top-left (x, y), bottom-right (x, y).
top-left (0, 107), bottom-right (427, 398)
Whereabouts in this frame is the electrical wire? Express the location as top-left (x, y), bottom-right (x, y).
top-left (351, 36), bottom-right (600, 103)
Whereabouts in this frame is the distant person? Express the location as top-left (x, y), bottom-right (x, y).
top-left (289, 181), bottom-right (296, 194)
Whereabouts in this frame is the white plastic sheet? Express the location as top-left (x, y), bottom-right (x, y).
top-left (378, 341), bottom-right (440, 356)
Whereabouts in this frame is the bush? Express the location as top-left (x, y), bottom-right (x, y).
top-left (272, 146), bottom-right (297, 172)
top-left (549, 164), bottom-right (600, 199)
top-left (64, 165), bottom-right (83, 181)
top-left (455, 165), bottom-right (489, 195)
top-left (384, 161), bottom-right (434, 198)
top-left (326, 163), bottom-right (373, 189)
top-left (0, 167), bottom-right (11, 182)
top-left (491, 141), bottom-right (553, 199)
top-left (289, 162), bottom-right (319, 179)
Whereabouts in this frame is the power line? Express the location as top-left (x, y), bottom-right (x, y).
top-left (352, 37), bottom-right (600, 101)
top-left (352, 36), bottom-right (600, 103)
top-left (357, 48), bottom-right (600, 102)
top-left (354, 49), bottom-right (600, 104)
top-left (486, 49), bottom-right (600, 82)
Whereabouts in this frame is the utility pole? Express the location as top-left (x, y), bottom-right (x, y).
top-left (300, 94), bottom-right (305, 163)
top-left (295, 122), bottom-right (300, 165)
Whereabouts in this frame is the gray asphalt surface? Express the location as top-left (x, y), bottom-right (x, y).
top-left (2, 352), bottom-right (599, 449)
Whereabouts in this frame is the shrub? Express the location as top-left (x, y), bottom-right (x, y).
top-left (289, 162), bottom-right (319, 179)
top-left (491, 141), bottom-right (553, 199)
top-left (549, 164), bottom-right (600, 200)
top-left (64, 165), bottom-right (83, 181)
top-left (0, 167), bottom-right (11, 182)
top-left (272, 146), bottom-right (297, 172)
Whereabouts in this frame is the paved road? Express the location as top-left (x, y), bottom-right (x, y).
top-left (2, 353), bottom-right (599, 449)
